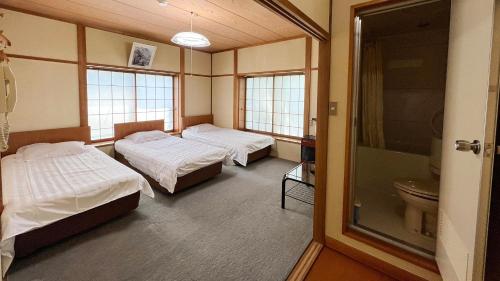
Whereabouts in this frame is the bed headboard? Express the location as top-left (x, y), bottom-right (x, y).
top-left (182, 115), bottom-right (213, 130)
top-left (2, 126), bottom-right (91, 156)
top-left (114, 120), bottom-right (164, 141)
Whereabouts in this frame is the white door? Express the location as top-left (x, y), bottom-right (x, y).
top-left (436, 0), bottom-right (496, 280)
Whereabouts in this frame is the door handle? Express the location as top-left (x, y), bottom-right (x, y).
top-left (455, 140), bottom-right (481, 154)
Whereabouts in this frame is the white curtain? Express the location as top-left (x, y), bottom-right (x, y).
top-left (361, 41), bottom-right (385, 148)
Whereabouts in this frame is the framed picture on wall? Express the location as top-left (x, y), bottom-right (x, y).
top-left (128, 42), bottom-right (157, 69)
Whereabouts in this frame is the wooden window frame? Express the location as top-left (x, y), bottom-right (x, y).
top-left (86, 67), bottom-right (179, 142)
top-left (240, 73), bottom-right (307, 140)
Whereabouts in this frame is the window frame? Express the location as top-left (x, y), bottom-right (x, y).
top-left (86, 66), bottom-right (179, 142)
top-left (242, 72), bottom-right (307, 140)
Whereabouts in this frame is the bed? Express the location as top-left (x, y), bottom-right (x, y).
top-left (181, 115), bottom-right (274, 166)
top-left (0, 126), bottom-right (153, 276)
top-left (114, 120), bottom-right (230, 194)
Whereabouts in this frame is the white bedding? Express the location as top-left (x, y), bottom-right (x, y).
top-left (0, 146), bottom-right (153, 276)
top-left (114, 136), bottom-right (231, 193)
top-left (181, 126), bottom-right (275, 166)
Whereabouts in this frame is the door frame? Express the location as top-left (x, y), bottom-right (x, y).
top-left (474, 0), bottom-right (500, 279)
top-left (254, 0), bottom-right (332, 245)
top-left (341, 0), bottom-right (446, 274)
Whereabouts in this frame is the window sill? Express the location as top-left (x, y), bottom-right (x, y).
top-left (242, 129), bottom-right (302, 144)
top-left (274, 136), bottom-right (301, 144)
top-left (91, 140), bottom-right (115, 147)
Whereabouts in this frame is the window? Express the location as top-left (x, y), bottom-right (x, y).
top-left (245, 74), bottom-right (305, 138)
top-left (87, 69), bottom-right (174, 141)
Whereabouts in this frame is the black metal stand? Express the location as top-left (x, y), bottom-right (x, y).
top-left (281, 162), bottom-right (315, 209)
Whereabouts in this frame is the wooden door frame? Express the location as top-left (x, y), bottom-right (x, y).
top-left (253, 0), bottom-right (331, 245)
top-left (341, 0), bottom-right (447, 274)
top-left (478, 0), bottom-right (500, 279)
top-left (484, 94), bottom-right (500, 281)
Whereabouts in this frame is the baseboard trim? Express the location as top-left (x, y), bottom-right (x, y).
top-left (287, 240), bottom-right (323, 281)
top-left (325, 236), bottom-right (430, 281)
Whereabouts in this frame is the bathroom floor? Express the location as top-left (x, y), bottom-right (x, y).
top-left (354, 186), bottom-right (436, 254)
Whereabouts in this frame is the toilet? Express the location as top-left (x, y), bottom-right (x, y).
top-left (393, 137), bottom-right (441, 237)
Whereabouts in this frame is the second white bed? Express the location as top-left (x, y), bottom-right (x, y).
top-left (182, 124), bottom-right (275, 166)
top-left (114, 133), bottom-right (231, 193)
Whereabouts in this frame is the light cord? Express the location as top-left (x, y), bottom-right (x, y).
top-left (190, 12), bottom-right (193, 77)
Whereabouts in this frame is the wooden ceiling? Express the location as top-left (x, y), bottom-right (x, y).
top-left (0, 0), bottom-right (305, 52)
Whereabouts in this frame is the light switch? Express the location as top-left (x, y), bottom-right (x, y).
top-left (329, 102), bottom-right (338, 116)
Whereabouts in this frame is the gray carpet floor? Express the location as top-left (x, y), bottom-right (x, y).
top-left (8, 157), bottom-right (313, 281)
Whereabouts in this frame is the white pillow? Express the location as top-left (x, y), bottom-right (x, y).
top-left (125, 130), bottom-right (169, 143)
top-left (20, 141), bottom-right (86, 161)
top-left (50, 141), bottom-right (86, 156)
top-left (187, 123), bottom-right (217, 133)
top-left (17, 143), bottom-right (50, 155)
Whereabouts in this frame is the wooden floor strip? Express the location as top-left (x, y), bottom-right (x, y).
top-left (287, 240), bottom-right (323, 281)
top-left (305, 246), bottom-right (398, 281)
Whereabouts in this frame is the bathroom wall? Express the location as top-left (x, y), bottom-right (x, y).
top-left (380, 29), bottom-right (448, 155)
top-left (355, 146), bottom-right (432, 196)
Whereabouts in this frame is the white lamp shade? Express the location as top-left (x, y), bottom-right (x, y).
top-left (171, 32), bottom-right (211, 48)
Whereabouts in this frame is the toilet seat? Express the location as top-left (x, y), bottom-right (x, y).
top-left (394, 179), bottom-right (439, 201)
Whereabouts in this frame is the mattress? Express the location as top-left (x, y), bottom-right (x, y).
top-left (181, 126), bottom-right (275, 166)
top-left (0, 146), bottom-right (153, 275)
top-left (114, 136), bottom-right (231, 193)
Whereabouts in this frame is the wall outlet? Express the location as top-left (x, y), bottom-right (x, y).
top-left (329, 102), bottom-right (338, 116)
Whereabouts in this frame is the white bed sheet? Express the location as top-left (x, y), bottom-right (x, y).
top-left (114, 137), bottom-right (231, 193)
top-left (0, 146), bottom-right (153, 276)
top-left (181, 127), bottom-right (275, 166)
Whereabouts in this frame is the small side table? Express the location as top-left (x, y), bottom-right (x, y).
top-left (282, 162), bottom-right (315, 209)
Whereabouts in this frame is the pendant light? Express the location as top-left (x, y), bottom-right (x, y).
top-left (171, 12), bottom-right (210, 48)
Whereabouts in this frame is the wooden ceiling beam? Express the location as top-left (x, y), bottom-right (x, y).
top-left (254, 0), bottom-right (330, 41)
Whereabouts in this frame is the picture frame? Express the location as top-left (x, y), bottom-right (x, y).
top-left (128, 42), bottom-right (157, 69)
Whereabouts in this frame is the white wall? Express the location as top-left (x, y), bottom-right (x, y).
top-left (238, 38), bottom-right (306, 74)
top-left (289, 0), bottom-right (330, 32)
top-left (9, 59), bottom-right (80, 132)
top-left (185, 75), bottom-right (212, 116)
top-left (1, 9), bottom-right (80, 132)
top-left (86, 28), bottom-right (180, 72)
top-left (212, 76), bottom-right (233, 129)
top-left (184, 49), bottom-right (211, 75)
top-left (212, 50), bottom-right (234, 76)
top-left (211, 50), bottom-right (234, 129)
top-left (3, 9), bottom-right (77, 61)
top-left (184, 50), bottom-right (212, 116)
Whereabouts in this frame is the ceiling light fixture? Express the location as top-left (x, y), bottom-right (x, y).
top-left (171, 12), bottom-right (210, 48)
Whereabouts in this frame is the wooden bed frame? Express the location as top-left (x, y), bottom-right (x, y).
top-left (182, 115), bottom-right (272, 165)
top-left (1, 126), bottom-right (141, 258)
top-left (114, 120), bottom-right (222, 194)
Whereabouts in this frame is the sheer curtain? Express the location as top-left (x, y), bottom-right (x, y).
top-left (361, 41), bottom-right (385, 148)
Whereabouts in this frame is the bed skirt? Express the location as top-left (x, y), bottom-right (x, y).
top-left (115, 152), bottom-right (222, 194)
top-left (15, 191), bottom-right (140, 258)
top-left (238, 145), bottom-right (272, 165)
